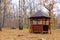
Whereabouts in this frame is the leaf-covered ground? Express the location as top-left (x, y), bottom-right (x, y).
top-left (0, 28), bottom-right (60, 40)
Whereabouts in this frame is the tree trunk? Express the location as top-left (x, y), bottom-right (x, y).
top-left (0, 0), bottom-right (2, 31)
top-left (2, 0), bottom-right (6, 28)
top-left (19, 0), bottom-right (23, 30)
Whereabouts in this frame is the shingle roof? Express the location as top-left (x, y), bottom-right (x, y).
top-left (30, 11), bottom-right (50, 18)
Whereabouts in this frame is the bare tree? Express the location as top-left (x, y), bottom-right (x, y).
top-left (0, 0), bottom-right (2, 31)
top-left (44, 0), bottom-right (55, 34)
top-left (22, 0), bottom-right (28, 26)
top-left (18, 0), bottom-right (23, 30)
top-left (38, 0), bottom-right (55, 34)
top-left (2, 0), bottom-right (6, 27)
top-left (1, 0), bottom-right (12, 28)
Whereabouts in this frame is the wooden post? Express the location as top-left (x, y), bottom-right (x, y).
top-left (29, 19), bottom-right (32, 33)
top-left (42, 18), bottom-right (43, 34)
top-left (49, 18), bottom-right (51, 34)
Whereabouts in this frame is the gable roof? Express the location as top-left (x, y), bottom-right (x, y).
top-left (30, 11), bottom-right (50, 18)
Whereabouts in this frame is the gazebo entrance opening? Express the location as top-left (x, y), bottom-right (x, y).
top-left (43, 19), bottom-right (49, 32)
top-left (43, 25), bottom-right (48, 32)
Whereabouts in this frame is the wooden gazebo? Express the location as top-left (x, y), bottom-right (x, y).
top-left (29, 11), bottom-right (51, 33)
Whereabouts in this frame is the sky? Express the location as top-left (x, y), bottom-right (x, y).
top-left (11, 0), bottom-right (60, 16)
top-left (11, 0), bottom-right (19, 5)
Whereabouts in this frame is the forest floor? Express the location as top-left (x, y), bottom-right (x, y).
top-left (0, 28), bottom-right (60, 40)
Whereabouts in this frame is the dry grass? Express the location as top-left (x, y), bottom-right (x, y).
top-left (0, 28), bottom-right (60, 40)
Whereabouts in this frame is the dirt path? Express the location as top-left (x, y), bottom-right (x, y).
top-left (0, 28), bottom-right (60, 40)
